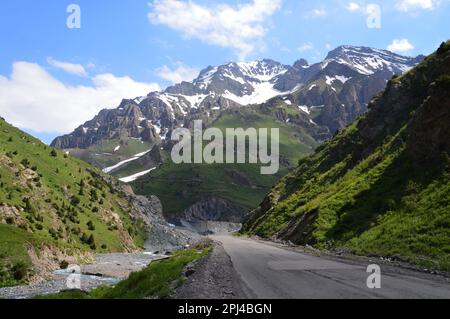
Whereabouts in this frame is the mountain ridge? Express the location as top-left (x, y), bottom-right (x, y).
top-left (51, 45), bottom-right (423, 152)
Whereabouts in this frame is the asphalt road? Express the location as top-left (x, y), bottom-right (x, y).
top-left (211, 235), bottom-right (450, 299)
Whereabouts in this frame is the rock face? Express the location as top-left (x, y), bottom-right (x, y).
top-left (182, 197), bottom-right (247, 224)
top-left (126, 190), bottom-right (201, 251)
top-left (51, 46), bottom-right (422, 150)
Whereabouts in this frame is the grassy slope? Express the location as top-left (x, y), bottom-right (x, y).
top-left (243, 42), bottom-right (450, 271)
top-left (132, 105), bottom-right (318, 216)
top-left (68, 137), bottom-right (152, 169)
top-left (0, 118), bottom-right (146, 287)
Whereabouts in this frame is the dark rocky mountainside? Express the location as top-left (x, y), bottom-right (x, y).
top-left (243, 41), bottom-right (450, 271)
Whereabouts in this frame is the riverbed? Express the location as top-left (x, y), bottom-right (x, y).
top-left (0, 252), bottom-right (166, 299)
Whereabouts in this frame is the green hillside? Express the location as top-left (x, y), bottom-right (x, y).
top-left (67, 137), bottom-right (152, 169)
top-left (0, 118), bottom-right (146, 287)
top-left (243, 41), bottom-right (450, 271)
top-left (132, 105), bottom-right (318, 217)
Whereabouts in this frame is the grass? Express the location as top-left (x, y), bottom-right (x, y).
top-left (0, 118), bottom-right (147, 285)
top-left (35, 244), bottom-right (212, 299)
top-left (0, 225), bottom-right (38, 287)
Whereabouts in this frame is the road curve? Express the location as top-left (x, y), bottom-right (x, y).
top-left (211, 235), bottom-right (450, 299)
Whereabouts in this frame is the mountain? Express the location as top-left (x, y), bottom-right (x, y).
top-left (0, 118), bottom-right (194, 287)
top-left (52, 46), bottom-right (422, 152)
top-left (242, 41), bottom-right (450, 270)
top-left (50, 46), bottom-right (423, 225)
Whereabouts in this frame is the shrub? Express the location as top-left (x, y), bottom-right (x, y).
top-left (87, 221), bottom-right (95, 231)
top-left (20, 159), bottom-right (30, 168)
top-left (59, 261), bottom-right (69, 269)
top-left (12, 262), bottom-right (28, 281)
top-left (90, 189), bottom-right (98, 201)
top-left (50, 149), bottom-right (58, 157)
top-left (70, 196), bottom-right (81, 206)
top-left (437, 41), bottom-right (450, 55)
top-left (436, 75), bottom-right (450, 90)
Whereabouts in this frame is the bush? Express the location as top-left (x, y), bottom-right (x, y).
top-left (20, 159), bottom-right (30, 168)
top-left (90, 189), bottom-right (98, 202)
top-left (87, 221), bottom-right (95, 231)
top-left (437, 41), bottom-right (450, 55)
top-left (50, 149), bottom-right (58, 157)
top-left (12, 262), bottom-right (28, 281)
top-left (436, 75), bottom-right (450, 90)
top-left (59, 260), bottom-right (69, 269)
top-left (70, 196), bottom-right (81, 206)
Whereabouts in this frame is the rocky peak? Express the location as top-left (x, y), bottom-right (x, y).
top-left (293, 59), bottom-right (309, 69)
top-left (323, 45), bottom-right (421, 75)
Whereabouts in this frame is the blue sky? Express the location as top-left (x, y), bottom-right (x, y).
top-left (0, 0), bottom-right (449, 143)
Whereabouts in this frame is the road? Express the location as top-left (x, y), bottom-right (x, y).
top-left (211, 235), bottom-right (450, 299)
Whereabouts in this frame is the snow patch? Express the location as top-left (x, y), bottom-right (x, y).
top-left (298, 106), bottom-right (310, 114)
top-left (223, 82), bottom-right (285, 106)
top-left (102, 149), bottom-right (151, 174)
top-left (119, 168), bottom-right (157, 183)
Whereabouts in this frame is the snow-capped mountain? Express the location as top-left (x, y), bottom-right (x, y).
top-left (323, 45), bottom-right (423, 75)
top-left (51, 46), bottom-right (423, 150)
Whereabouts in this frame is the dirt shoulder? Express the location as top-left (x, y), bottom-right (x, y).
top-left (172, 242), bottom-right (251, 299)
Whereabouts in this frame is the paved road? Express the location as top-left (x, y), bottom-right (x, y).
top-left (211, 235), bottom-right (450, 299)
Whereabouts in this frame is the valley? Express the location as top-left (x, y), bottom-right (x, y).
top-left (51, 46), bottom-right (423, 227)
top-left (1, 42), bottom-right (449, 299)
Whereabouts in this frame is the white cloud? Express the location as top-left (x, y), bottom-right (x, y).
top-left (310, 8), bottom-right (328, 17)
top-left (345, 2), bottom-right (361, 12)
top-left (0, 62), bottom-right (160, 133)
top-left (47, 57), bottom-right (88, 77)
top-left (156, 63), bottom-right (199, 84)
top-left (148, 0), bottom-right (282, 60)
top-left (396, 0), bottom-right (440, 11)
top-left (387, 39), bottom-right (415, 53)
top-left (297, 43), bottom-right (314, 52)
